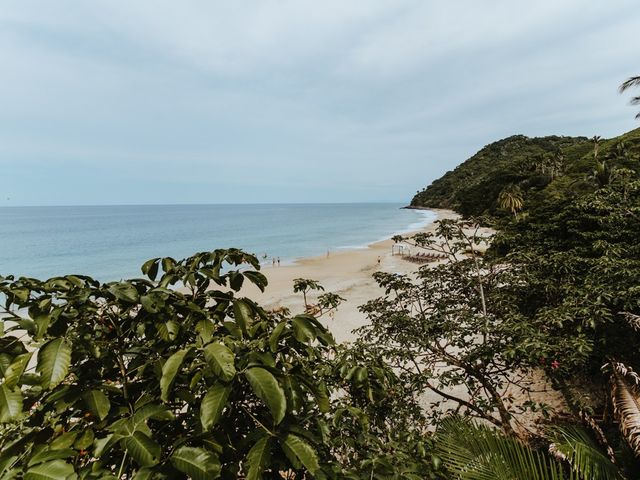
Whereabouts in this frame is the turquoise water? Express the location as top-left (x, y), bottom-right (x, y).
top-left (0, 204), bottom-right (435, 281)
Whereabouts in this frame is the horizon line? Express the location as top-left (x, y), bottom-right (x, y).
top-left (0, 200), bottom-right (412, 209)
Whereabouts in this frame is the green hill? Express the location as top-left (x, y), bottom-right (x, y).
top-left (410, 127), bottom-right (640, 217)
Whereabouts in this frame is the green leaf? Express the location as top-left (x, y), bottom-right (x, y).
top-left (292, 316), bottom-right (316, 343)
top-left (160, 348), bottom-right (190, 402)
top-left (74, 429), bottom-right (94, 450)
top-left (244, 367), bottom-right (286, 425)
top-left (161, 257), bottom-right (176, 273)
top-left (195, 320), bottom-right (214, 344)
top-left (121, 431), bottom-right (162, 467)
top-left (4, 351), bottom-right (33, 388)
top-left (107, 282), bottom-right (139, 303)
top-left (132, 468), bottom-right (154, 480)
top-left (36, 338), bottom-right (71, 390)
top-left (269, 321), bottom-right (287, 353)
top-left (228, 271), bottom-right (244, 291)
top-left (24, 459), bottom-right (77, 480)
top-left (50, 432), bottom-right (78, 450)
top-left (132, 403), bottom-right (174, 425)
top-left (8, 286), bottom-right (29, 304)
top-left (158, 320), bottom-right (180, 342)
top-left (200, 383), bottom-right (232, 431)
top-left (233, 299), bottom-right (253, 334)
top-left (140, 294), bottom-right (160, 313)
top-left (83, 390), bottom-right (111, 421)
top-left (0, 454), bottom-right (18, 476)
top-left (7, 318), bottom-right (37, 335)
top-left (282, 434), bottom-right (320, 475)
top-left (170, 446), bottom-right (221, 480)
top-left (141, 258), bottom-right (160, 281)
top-left (203, 343), bottom-right (236, 382)
top-left (243, 271), bottom-right (268, 292)
top-left (94, 434), bottom-right (122, 457)
top-left (0, 384), bottom-right (23, 422)
top-left (0, 354), bottom-right (11, 377)
top-left (245, 436), bottom-right (271, 480)
top-left (27, 449), bottom-right (76, 467)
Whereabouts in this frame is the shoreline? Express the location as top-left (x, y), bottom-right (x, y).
top-left (243, 208), bottom-right (459, 343)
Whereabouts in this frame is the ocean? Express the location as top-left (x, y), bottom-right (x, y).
top-left (0, 203), bottom-right (435, 282)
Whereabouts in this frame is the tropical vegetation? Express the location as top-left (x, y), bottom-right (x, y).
top-left (1, 76), bottom-right (640, 478)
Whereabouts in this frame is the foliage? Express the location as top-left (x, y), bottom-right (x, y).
top-left (548, 425), bottom-right (623, 480)
top-left (410, 134), bottom-right (592, 216)
top-left (435, 416), bottom-right (568, 480)
top-left (0, 250), bottom-right (439, 479)
top-left (357, 219), bottom-right (578, 435)
top-left (610, 367), bottom-right (640, 459)
top-left (410, 128), bottom-right (640, 218)
top-left (325, 342), bottom-right (438, 479)
top-left (491, 178), bottom-right (640, 374)
top-left (619, 76), bottom-right (640, 120)
top-left (497, 184), bottom-right (524, 217)
top-left (292, 279), bottom-right (345, 318)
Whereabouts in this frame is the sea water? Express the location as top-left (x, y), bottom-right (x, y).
top-left (0, 203), bottom-right (435, 282)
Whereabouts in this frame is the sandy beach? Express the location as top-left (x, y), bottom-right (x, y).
top-left (243, 208), bottom-right (459, 343)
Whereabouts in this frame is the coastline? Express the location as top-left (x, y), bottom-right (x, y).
top-left (243, 208), bottom-right (459, 343)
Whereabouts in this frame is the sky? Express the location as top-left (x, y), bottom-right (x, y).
top-left (1, 1), bottom-right (639, 206)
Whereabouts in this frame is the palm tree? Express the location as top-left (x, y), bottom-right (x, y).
top-left (592, 159), bottom-right (613, 188)
top-left (436, 417), bottom-right (566, 479)
top-left (498, 185), bottom-right (524, 217)
top-left (610, 365), bottom-right (640, 457)
top-left (436, 416), bottom-right (624, 480)
top-left (592, 135), bottom-right (602, 160)
top-left (548, 425), bottom-right (623, 480)
top-left (619, 76), bottom-right (640, 119)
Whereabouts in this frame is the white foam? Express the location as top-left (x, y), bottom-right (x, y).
top-left (336, 209), bottom-right (438, 250)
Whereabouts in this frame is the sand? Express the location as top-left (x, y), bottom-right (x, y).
top-left (242, 208), bottom-right (459, 343)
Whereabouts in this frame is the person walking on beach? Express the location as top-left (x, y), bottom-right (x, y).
top-left (277, 257), bottom-right (280, 266)
top-left (377, 256), bottom-right (381, 266)
top-left (272, 258), bottom-right (276, 267)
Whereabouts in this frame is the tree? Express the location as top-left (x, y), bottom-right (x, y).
top-left (619, 76), bottom-right (640, 119)
top-left (357, 219), bottom-right (576, 436)
top-left (498, 185), bottom-right (524, 217)
top-left (592, 158), bottom-right (613, 187)
top-left (593, 135), bottom-right (602, 159)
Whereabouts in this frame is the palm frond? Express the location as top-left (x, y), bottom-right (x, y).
top-left (435, 416), bottom-right (567, 480)
top-left (611, 369), bottom-right (640, 457)
top-left (619, 312), bottom-right (640, 333)
top-left (580, 411), bottom-right (617, 464)
top-left (619, 77), bottom-right (640, 93)
top-left (604, 360), bottom-right (640, 386)
top-left (548, 425), bottom-right (623, 480)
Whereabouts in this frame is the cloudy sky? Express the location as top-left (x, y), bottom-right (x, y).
top-left (1, 1), bottom-right (639, 206)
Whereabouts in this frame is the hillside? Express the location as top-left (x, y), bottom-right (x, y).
top-left (411, 127), bottom-right (640, 217)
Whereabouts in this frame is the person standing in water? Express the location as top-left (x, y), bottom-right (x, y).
top-left (277, 257), bottom-right (280, 266)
